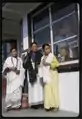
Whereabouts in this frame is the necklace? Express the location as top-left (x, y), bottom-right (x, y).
top-left (11, 57), bottom-right (18, 69)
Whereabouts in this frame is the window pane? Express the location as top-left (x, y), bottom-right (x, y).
top-left (33, 27), bottom-right (50, 47)
top-left (33, 9), bottom-right (49, 31)
top-left (51, 4), bottom-right (76, 22)
top-left (52, 12), bottom-right (78, 43)
top-left (54, 37), bottom-right (79, 62)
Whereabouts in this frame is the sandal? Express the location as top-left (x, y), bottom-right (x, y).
top-left (45, 108), bottom-right (51, 111)
top-left (6, 107), bottom-right (11, 111)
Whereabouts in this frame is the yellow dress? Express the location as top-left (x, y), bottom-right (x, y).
top-left (44, 55), bottom-right (60, 109)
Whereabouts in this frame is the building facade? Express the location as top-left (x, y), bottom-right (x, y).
top-left (21, 2), bottom-right (79, 114)
top-left (2, 2), bottom-right (80, 114)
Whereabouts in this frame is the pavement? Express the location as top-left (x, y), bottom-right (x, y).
top-left (2, 98), bottom-right (78, 117)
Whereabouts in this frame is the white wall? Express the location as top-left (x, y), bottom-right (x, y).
top-left (59, 71), bottom-right (79, 114)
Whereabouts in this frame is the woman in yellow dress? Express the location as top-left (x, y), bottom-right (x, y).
top-left (41, 43), bottom-right (60, 111)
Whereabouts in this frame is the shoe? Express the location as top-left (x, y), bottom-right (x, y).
top-left (6, 107), bottom-right (11, 111)
top-left (31, 106), bottom-right (39, 109)
top-left (12, 106), bottom-right (21, 111)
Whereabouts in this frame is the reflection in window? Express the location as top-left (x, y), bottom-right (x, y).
top-left (32, 3), bottom-right (79, 64)
top-left (52, 12), bottom-right (78, 42)
top-left (33, 9), bottom-right (49, 31)
top-left (54, 37), bottom-right (79, 62)
top-left (51, 4), bottom-right (76, 22)
top-left (33, 27), bottom-right (50, 47)
top-left (52, 3), bottom-right (78, 63)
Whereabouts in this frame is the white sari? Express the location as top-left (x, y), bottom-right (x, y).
top-left (40, 53), bottom-right (54, 83)
top-left (2, 56), bottom-right (25, 109)
top-left (27, 60), bottom-right (43, 106)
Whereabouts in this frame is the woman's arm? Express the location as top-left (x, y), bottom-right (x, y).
top-left (23, 55), bottom-right (28, 69)
top-left (50, 55), bottom-right (60, 70)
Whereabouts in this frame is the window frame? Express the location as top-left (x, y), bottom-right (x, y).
top-left (29, 2), bottom-right (79, 71)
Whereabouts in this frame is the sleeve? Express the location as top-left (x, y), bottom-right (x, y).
top-left (23, 54), bottom-right (32, 70)
top-left (2, 58), bottom-right (8, 74)
top-left (50, 55), bottom-right (60, 70)
top-left (39, 57), bottom-right (43, 78)
top-left (23, 55), bottom-right (28, 69)
top-left (38, 66), bottom-right (43, 78)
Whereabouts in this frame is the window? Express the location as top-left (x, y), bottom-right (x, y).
top-left (31, 3), bottom-right (79, 67)
top-left (52, 13), bottom-right (78, 42)
top-left (54, 36), bottom-right (78, 62)
top-left (33, 9), bottom-right (49, 31)
top-left (51, 4), bottom-right (79, 62)
top-left (32, 8), bottom-right (51, 48)
top-left (33, 27), bottom-right (50, 47)
top-left (51, 4), bottom-right (76, 22)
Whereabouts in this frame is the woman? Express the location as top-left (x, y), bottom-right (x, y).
top-left (40, 44), bottom-right (60, 111)
top-left (60, 47), bottom-right (70, 62)
top-left (2, 48), bottom-right (25, 111)
top-left (23, 42), bottom-right (43, 109)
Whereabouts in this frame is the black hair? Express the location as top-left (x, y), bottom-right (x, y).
top-left (10, 47), bottom-right (17, 52)
top-left (30, 41), bottom-right (37, 47)
top-left (42, 43), bottom-right (50, 50)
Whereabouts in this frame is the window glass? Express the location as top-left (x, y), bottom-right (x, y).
top-left (51, 3), bottom-right (79, 62)
top-left (54, 36), bottom-right (79, 62)
top-left (33, 9), bottom-right (49, 31)
top-left (33, 27), bottom-right (50, 47)
top-left (52, 12), bottom-right (78, 43)
top-left (32, 3), bottom-right (79, 64)
top-left (51, 4), bottom-right (76, 22)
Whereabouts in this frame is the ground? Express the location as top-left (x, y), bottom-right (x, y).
top-left (2, 98), bottom-right (78, 117)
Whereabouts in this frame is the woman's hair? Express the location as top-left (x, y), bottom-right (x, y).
top-left (30, 41), bottom-right (37, 47)
top-left (42, 43), bottom-right (50, 50)
top-left (60, 46), bottom-right (69, 60)
top-left (10, 47), bottom-right (17, 52)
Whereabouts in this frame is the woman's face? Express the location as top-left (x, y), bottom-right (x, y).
top-left (60, 48), bottom-right (67, 57)
top-left (11, 49), bottom-right (17, 57)
top-left (31, 44), bottom-right (38, 52)
top-left (44, 46), bottom-right (51, 55)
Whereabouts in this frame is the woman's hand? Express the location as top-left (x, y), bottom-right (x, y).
top-left (42, 58), bottom-right (47, 65)
top-left (42, 59), bottom-right (50, 66)
top-left (9, 67), bottom-right (20, 74)
top-left (16, 70), bottom-right (20, 75)
top-left (4, 67), bottom-right (10, 75)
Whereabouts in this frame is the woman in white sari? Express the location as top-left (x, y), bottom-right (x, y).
top-left (2, 48), bottom-right (25, 111)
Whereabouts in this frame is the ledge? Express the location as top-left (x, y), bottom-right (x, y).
top-left (58, 60), bottom-right (79, 73)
